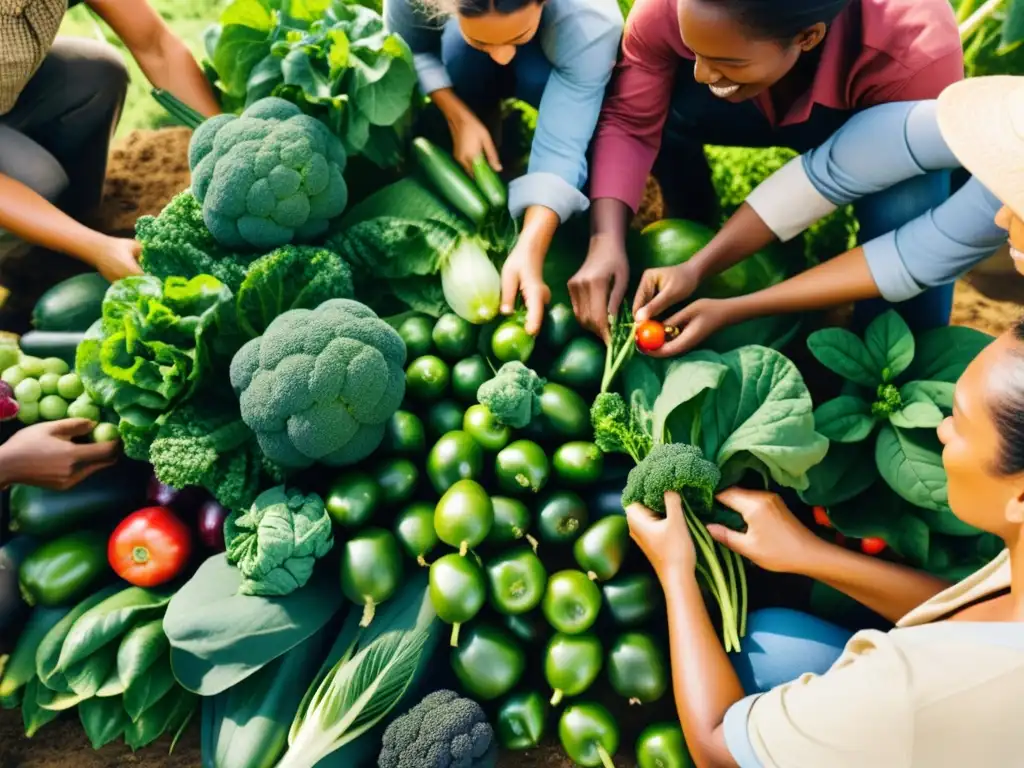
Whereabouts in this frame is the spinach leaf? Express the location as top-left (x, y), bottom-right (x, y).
top-left (806, 327), bottom-right (880, 388)
top-left (863, 310), bottom-right (914, 381)
top-left (904, 325), bottom-right (994, 383)
top-left (875, 424), bottom-right (950, 514)
top-left (812, 395), bottom-right (876, 443)
top-left (798, 440), bottom-right (877, 507)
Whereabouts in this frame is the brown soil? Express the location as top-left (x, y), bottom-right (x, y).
top-left (0, 127), bottom-right (1021, 767)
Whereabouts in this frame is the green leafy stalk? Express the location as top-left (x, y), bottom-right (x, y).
top-left (600, 308), bottom-right (637, 394)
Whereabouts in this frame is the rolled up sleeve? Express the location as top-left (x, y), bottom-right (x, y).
top-left (864, 178), bottom-right (1006, 302)
top-left (512, 7), bottom-right (622, 221)
top-left (738, 630), bottom-right (913, 768)
top-left (383, 0), bottom-right (450, 94)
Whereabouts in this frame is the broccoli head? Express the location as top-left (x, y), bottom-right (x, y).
top-left (591, 392), bottom-right (652, 464)
top-left (476, 362), bottom-right (544, 428)
top-left (621, 442), bottom-right (721, 517)
top-left (189, 97), bottom-right (349, 250)
top-left (230, 298), bottom-right (407, 469)
top-left (378, 689), bottom-right (495, 768)
top-left (872, 383), bottom-right (903, 418)
top-left (224, 484), bottom-right (334, 596)
top-left (136, 191), bottom-right (259, 292)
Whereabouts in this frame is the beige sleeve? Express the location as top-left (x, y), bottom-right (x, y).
top-left (738, 631), bottom-right (915, 768)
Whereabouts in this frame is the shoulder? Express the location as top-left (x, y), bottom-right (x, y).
top-left (544, 0), bottom-right (623, 62)
top-left (838, 0), bottom-right (963, 105)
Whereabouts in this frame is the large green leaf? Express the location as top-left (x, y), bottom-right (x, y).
top-left (164, 554), bottom-right (343, 696)
top-left (349, 40), bottom-right (416, 127)
top-left (806, 327), bottom-right (880, 388)
top-left (701, 346), bottom-right (829, 491)
top-left (798, 440), bottom-right (877, 507)
top-left (125, 686), bottom-right (197, 751)
top-left (116, 619), bottom-right (169, 693)
top-left (812, 395), bottom-right (876, 443)
top-left (124, 655), bottom-right (177, 722)
top-left (79, 695), bottom-right (130, 750)
top-left (36, 584), bottom-right (121, 695)
top-left (875, 424), bottom-right (949, 514)
top-left (21, 679), bottom-right (60, 739)
top-left (651, 356), bottom-right (729, 444)
top-left (902, 325), bottom-right (994, 383)
top-left (827, 483), bottom-right (931, 566)
top-left (213, 0), bottom-right (275, 97)
top-left (863, 310), bottom-right (914, 382)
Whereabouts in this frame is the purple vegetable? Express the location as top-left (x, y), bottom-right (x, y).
top-left (0, 388), bottom-right (18, 422)
top-left (146, 475), bottom-right (203, 511)
top-left (197, 500), bottom-right (228, 551)
top-left (0, 382), bottom-right (12, 400)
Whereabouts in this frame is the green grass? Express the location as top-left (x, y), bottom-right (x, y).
top-left (57, 0), bottom-right (224, 137)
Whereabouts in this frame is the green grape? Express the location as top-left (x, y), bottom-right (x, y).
top-left (14, 378), bottom-right (41, 404)
top-left (56, 373), bottom-right (84, 400)
top-left (38, 395), bottom-right (68, 421)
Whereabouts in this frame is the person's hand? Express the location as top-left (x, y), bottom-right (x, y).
top-left (568, 235), bottom-right (629, 341)
top-left (0, 419), bottom-right (120, 490)
top-left (707, 488), bottom-right (824, 574)
top-left (633, 263), bottom-right (701, 324)
top-left (501, 238), bottom-right (551, 335)
top-left (93, 237), bottom-right (142, 282)
top-left (449, 111), bottom-right (502, 176)
top-left (640, 298), bottom-right (735, 358)
top-left (625, 492), bottom-right (696, 580)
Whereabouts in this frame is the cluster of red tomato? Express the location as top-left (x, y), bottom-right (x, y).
top-left (812, 506), bottom-right (886, 555)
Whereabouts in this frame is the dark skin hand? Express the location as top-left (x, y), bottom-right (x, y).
top-left (570, 198), bottom-right (632, 341)
top-left (0, 419), bottom-right (120, 491)
top-left (626, 487), bottom-right (952, 767)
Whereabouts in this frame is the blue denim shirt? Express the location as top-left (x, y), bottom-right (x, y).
top-left (746, 100), bottom-right (1007, 302)
top-left (383, 0), bottom-right (623, 222)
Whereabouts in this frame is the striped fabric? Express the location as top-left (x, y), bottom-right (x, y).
top-left (0, 0), bottom-right (68, 116)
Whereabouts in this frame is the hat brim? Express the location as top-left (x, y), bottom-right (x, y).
top-left (938, 76), bottom-right (1024, 218)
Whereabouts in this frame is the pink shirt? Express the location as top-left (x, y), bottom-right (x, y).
top-left (590, 0), bottom-right (965, 212)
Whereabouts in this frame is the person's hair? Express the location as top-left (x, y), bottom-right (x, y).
top-left (699, 0), bottom-right (852, 42)
top-left (992, 316), bottom-right (1024, 475)
top-left (421, 0), bottom-right (541, 18)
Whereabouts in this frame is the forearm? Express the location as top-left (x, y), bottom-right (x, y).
top-left (589, 197), bottom-right (630, 247)
top-left (518, 206), bottom-right (560, 264)
top-left (135, 35), bottom-right (220, 117)
top-left (0, 175), bottom-right (113, 266)
top-left (797, 540), bottom-right (951, 623)
top-left (724, 247), bottom-right (880, 322)
top-left (662, 571), bottom-right (742, 768)
top-left (431, 88), bottom-right (474, 125)
top-left (686, 203), bottom-right (779, 282)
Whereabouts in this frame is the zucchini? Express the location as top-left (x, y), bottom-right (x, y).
top-left (31, 273), bottom-right (109, 332)
top-left (0, 605), bottom-right (70, 707)
top-left (17, 331), bottom-right (86, 368)
top-left (412, 138), bottom-right (490, 226)
top-left (9, 463), bottom-right (147, 539)
top-left (152, 88), bottom-right (205, 130)
top-left (471, 155), bottom-right (508, 210)
top-left (0, 536), bottom-right (39, 652)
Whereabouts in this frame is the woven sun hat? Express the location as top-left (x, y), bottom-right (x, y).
top-left (937, 75), bottom-right (1024, 218)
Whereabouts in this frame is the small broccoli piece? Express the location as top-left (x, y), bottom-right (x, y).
top-left (378, 689), bottom-right (495, 768)
top-left (476, 362), bottom-right (544, 428)
top-left (621, 442), bottom-right (720, 518)
top-left (591, 392), bottom-right (652, 464)
top-left (136, 191), bottom-right (259, 292)
top-left (230, 298), bottom-right (407, 469)
top-left (872, 383), bottom-right (903, 418)
top-left (189, 97), bottom-right (349, 250)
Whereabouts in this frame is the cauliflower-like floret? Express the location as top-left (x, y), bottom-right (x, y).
top-left (620, 442), bottom-right (721, 517)
top-left (189, 97), bottom-right (348, 250)
top-left (229, 298), bottom-right (407, 469)
top-left (476, 362), bottom-right (544, 429)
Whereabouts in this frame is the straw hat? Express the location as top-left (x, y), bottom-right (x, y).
top-left (937, 75), bottom-right (1024, 218)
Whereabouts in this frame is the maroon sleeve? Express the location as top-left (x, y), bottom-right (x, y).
top-left (865, 51), bottom-right (965, 104)
top-left (589, 0), bottom-right (685, 212)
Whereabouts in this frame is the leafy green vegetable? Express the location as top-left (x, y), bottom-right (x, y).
top-left (230, 298), bottom-right (407, 469)
top-left (224, 485), bottom-right (335, 596)
top-left (279, 574), bottom-right (443, 768)
top-left (590, 392), bottom-right (652, 465)
top-left (205, 0), bottom-right (418, 168)
top-left (164, 553), bottom-right (343, 696)
top-left (76, 274), bottom-right (235, 461)
top-left (189, 97), bottom-right (349, 250)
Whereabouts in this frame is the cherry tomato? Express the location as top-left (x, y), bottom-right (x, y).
top-left (860, 537), bottom-right (887, 556)
top-left (108, 506), bottom-right (193, 587)
top-left (812, 506), bottom-right (831, 528)
top-left (635, 321), bottom-right (667, 352)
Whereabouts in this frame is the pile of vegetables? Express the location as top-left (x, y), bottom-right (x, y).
top-left (0, 2), bottom-right (1010, 763)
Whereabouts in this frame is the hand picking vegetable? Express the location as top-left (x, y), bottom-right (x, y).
top-left (108, 506), bottom-right (192, 587)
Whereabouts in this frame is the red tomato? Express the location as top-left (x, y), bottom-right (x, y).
top-left (108, 506), bottom-right (193, 587)
top-left (812, 506), bottom-right (831, 528)
top-left (635, 320), bottom-right (667, 352)
top-left (860, 537), bottom-right (887, 556)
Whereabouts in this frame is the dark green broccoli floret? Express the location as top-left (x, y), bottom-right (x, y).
top-left (621, 442), bottom-right (720, 518)
top-left (591, 392), bottom-right (651, 464)
top-left (476, 362), bottom-right (544, 429)
top-left (872, 383), bottom-right (903, 418)
top-left (378, 689), bottom-right (494, 768)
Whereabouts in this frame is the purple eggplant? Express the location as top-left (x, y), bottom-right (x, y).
top-left (197, 500), bottom-right (228, 551)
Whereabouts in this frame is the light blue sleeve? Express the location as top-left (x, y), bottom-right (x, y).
top-left (382, 0), bottom-right (451, 94)
top-left (723, 694), bottom-right (765, 768)
top-left (508, 4), bottom-right (623, 222)
top-left (863, 178), bottom-right (1006, 302)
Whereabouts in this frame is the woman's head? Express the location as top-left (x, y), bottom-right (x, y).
top-left (426, 0), bottom-right (544, 65)
top-left (939, 321), bottom-right (1024, 537)
top-left (677, 0), bottom-right (850, 103)
top-left (937, 76), bottom-right (1024, 277)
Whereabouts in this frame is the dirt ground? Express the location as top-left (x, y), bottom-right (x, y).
top-left (0, 128), bottom-right (1021, 767)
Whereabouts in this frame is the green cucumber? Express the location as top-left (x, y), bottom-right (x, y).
top-left (413, 138), bottom-right (490, 226)
top-left (471, 155), bottom-right (508, 210)
top-left (31, 273), bottom-right (109, 332)
top-left (18, 331), bottom-right (86, 368)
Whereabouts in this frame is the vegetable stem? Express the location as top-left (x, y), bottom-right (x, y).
top-left (551, 689), bottom-right (564, 707)
top-left (596, 744), bottom-right (616, 768)
top-left (526, 534), bottom-right (539, 553)
top-left (359, 600), bottom-right (375, 628)
top-left (450, 622), bottom-right (461, 647)
top-left (459, 541), bottom-right (469, 557)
